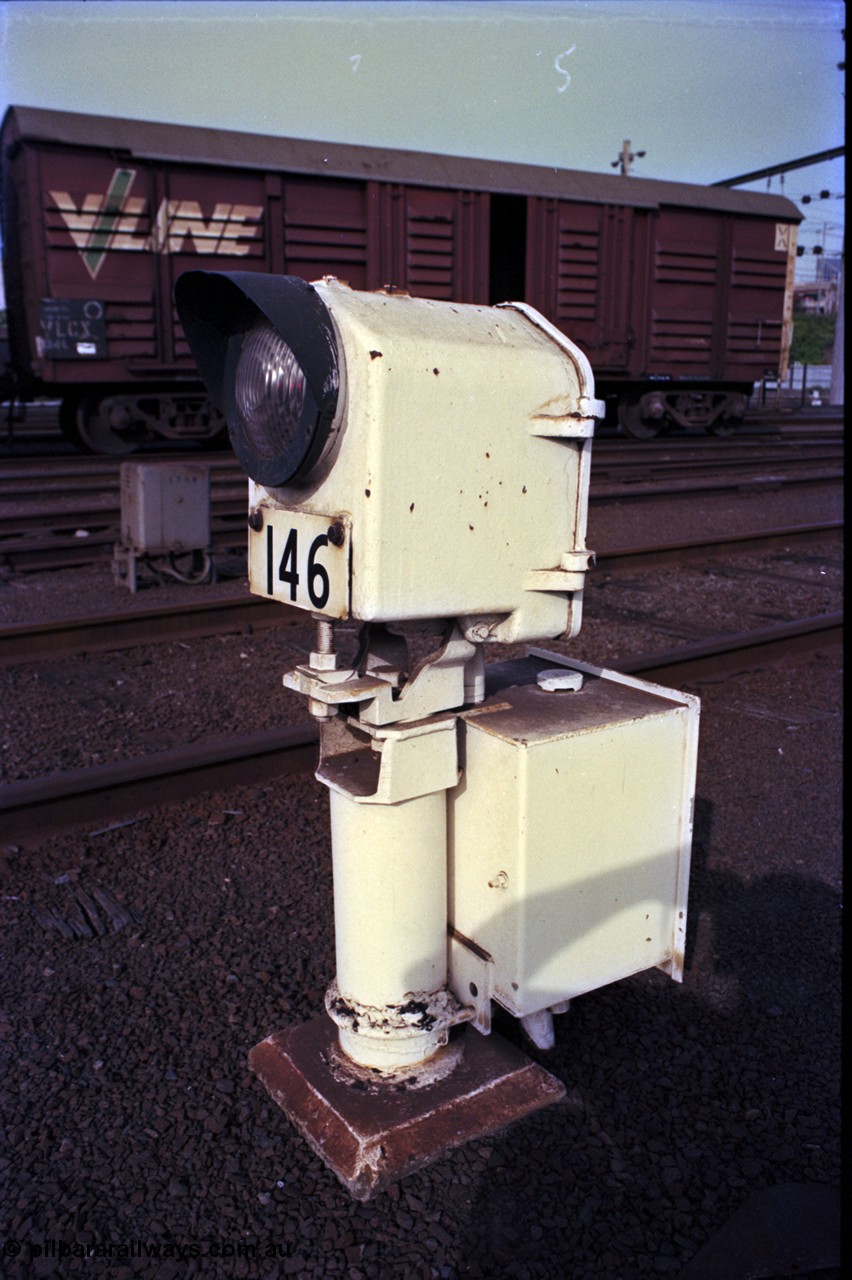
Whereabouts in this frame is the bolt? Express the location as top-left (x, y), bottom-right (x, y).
top-left (248, 509), bottom-right (264, 532)
top-left (315, 619), bottom-right (335, 655)
top-left (327, 521), bottom-right (345, 547)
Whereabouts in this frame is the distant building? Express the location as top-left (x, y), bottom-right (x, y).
top-left (794, 254), bottom-right (842, 312)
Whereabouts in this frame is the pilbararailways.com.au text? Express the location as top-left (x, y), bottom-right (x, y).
top-left (3, 1238), bottom-right (291, 1262)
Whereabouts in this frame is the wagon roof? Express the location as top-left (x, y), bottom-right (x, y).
top-left (3, 104), bottom-right (804, 223)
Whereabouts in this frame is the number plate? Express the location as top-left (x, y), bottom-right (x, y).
top-left (249, 508), bottom-right (350, 618)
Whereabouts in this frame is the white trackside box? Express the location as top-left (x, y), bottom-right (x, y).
top-left (120, 461), bottom-right (211, 554)
top-left (448, 652), bottom-right (700, 1029)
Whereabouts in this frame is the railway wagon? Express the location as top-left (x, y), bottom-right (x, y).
top-left (1, 104), bottom-right (802, 451)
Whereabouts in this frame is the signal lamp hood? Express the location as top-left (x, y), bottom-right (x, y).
top-left (175, 271), bottom-right (340, 487)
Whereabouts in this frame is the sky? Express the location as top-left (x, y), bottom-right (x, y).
top-left (0, 0), bottom-right (845, 297)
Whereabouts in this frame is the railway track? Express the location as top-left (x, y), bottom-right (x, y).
top-left (1, 427), bottom-right (842, 498)
top-left (593, 440), bottom-right (844, 480)
top-left (0, 521), bottom-right (842, 666)
top-left (594, 520), bottom-right (843, 572)
top-left (0, 443), bottom-right (843, 572)
top-left (0, 518), bottom-right (248, 572)
top-left (2, 401), bottom-right (844, 444)
top-left (0, 453), bottom-right (239, 501)
top-left (594, 471), bottom-right (845, 501)
top-left (0, 454), bottom-right (246, 569)
top-left (0, 612), bottom-right (841, 847)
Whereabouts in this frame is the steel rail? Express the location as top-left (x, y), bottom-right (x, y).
top-left (0, 595), bottom-right (303, 665)
top-left (0, 613), bottom-right (842, 847)
top-left (0, 453), bottom-right (238, 479)
top-left (0, 493), bottom-right (246, 536)
top-left (0, 725), bottom-right (320, 848)
top-left (594, 448), bottom-right (845, 472)
top-left (595, 439), bottom-right (844, 457)
top-left (2, 440), bottom-right (840, 493)
top-left (594, 520), bottom-right (843, 573)
top-left (589, 467), bottom-right (844, 503)
top-left (1, 522), bottom-right (842, 665)
top-left (2, 429), bottom-right (841, 485)
top-left (22, 463), bottom-right (845, 533)
top-left (617, 612), bottom-right (842, 684)
top-left (0, 522), bottom-right (842, 667)
top-left (0, 518), bottom-right (247, 572)
top-left (591, 452), bottom-right (844, 481)
top-left (0, 459), bottom-right (240, 494)
top-left (2, 470), bottom-right (844, 573)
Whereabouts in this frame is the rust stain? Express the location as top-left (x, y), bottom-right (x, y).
top-left (463, 701), bottom-right (513, 719)
top-left (396, 999), bottom-right (436, 1031)
top-left (448, 926), bottom-right (493, 964)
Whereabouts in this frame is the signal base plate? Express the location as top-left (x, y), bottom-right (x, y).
top-left (249, 1013), bottom-right (564, 1201)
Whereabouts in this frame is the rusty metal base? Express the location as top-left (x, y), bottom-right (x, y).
top-left (248, 1013), bottom-right (565, 1201)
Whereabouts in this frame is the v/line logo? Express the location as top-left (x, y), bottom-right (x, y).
top-left (49, 167), bottom-right (264, 280)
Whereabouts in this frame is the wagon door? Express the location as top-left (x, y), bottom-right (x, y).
top-left (644, 208), bottom-right (725, 379)
top-left (725, 216), bottom-right (796, 383)
top-left (281, 178), bottom-right (369, 290)
top-left (367, 184), bottom-right (489, 303)
top-left (526, 198), bottom-right (634, 371)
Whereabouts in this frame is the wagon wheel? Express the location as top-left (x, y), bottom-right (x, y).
top-left (75, 394), bottom-right (142, 455)
top-left (58, 396), bottom-right (85, 448)
top-left (617, 396), bottom-right (661, 439)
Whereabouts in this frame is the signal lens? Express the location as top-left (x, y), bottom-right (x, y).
top-left (234, 324), bottom-right (308, 460)
top-left (175, 270), bottom-right (339, 487)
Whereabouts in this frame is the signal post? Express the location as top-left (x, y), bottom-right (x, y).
top-left (177, 273), bottom-right (699, 1200)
